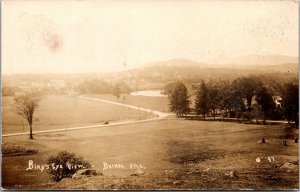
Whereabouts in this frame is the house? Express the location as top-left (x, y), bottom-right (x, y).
top-left (272, 96), bottom-right (282, 108)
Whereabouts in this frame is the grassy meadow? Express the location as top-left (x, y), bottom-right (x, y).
top-left (2, 95), bottom-right (156, 134)
top-left (87, 94), bottom-right (170, 112)
top-left (2, 118), bottom-right (298, 190)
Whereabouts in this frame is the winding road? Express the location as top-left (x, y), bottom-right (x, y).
top-left (2, 95), bottom-right (173, 137)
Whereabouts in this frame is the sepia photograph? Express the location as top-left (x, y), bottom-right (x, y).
top-left (1, 0), bottom-right (299, 190)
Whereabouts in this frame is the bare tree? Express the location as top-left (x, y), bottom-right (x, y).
top-left (13, 92), bottom-right (42, 139)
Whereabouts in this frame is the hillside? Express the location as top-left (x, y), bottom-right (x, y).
top-left (2, 55), bottom-right (297, 94)
top-left (124, 56), bottom-right (298, 83)
top-left (208, 54), bottom-right (298, 66)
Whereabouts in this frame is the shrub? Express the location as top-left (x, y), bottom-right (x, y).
top-left (242, 111), bottom-right (254, 122)
top-left (47, 151), bottom-right (91, 182)
top-left (2, 142), bottom-right (38, 156)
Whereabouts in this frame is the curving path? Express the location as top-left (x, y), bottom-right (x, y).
top-left (79, 95), bottom-right (172, 118)
top-left (3, 95), bottom-right (173, 137)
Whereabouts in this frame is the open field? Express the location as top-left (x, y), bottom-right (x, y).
top-left (2, 95), bottom-right (155, 134)
top-left (87, 94), bottom-right (170, 113)
top-left (2, 119), bottom-right (298, 190)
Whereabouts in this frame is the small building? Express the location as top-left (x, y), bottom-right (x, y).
top-left (272, 96), bottom-right (282, 108)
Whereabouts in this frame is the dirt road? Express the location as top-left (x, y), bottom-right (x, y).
top-left (3, 95), bottom-right (173, 137)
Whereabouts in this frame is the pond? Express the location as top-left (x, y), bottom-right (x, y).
top-left (130, 90), bottom-right (167, 97)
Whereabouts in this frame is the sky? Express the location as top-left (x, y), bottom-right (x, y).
top-left (2, 0), bottom-right (299, 74)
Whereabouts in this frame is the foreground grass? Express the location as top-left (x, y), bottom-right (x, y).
top-left (2, 119), bottom-right (298, 190)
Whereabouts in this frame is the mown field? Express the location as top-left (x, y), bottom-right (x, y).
top-left (2, 95), bottom-right (156, 134)
top-left (87, 94), bottom-right (170, 113)
top-left (2, 119), bottom-right (298, 190)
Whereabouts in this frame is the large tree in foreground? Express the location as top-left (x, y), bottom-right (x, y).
top-left (226, 89), bottom-right (245, 119)
top-left (255, 86), bottom-right (275, 122)
top-left (169, 82), bottom-right (191, 117)
top-left (207, 82), bottom-right (220, 119)
top-left (235, 76), bottom-right (262, 111)
top-left (195, 81), bottom-right (210, 120)
top-left (14, 92), bottom-right (42, 139)
top-left (281, 83), bottom-right (299, 128)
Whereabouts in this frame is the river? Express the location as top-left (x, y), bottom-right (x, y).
top-left (130, 90), bottom-right (167, 97)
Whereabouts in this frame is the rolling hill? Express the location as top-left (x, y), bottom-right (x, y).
top-left (124, 55), bottom-right (298, 83)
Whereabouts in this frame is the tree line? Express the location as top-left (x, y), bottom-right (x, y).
top-left (76, 79), bottom-right (131, 95)
top-left (167, 76), bottom-right (299, 128)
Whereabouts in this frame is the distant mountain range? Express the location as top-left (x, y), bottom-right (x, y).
top-left (3, 55), bottom-right (297, 87)
top-left (124, 55), bottom-right (298, 82)
top-left (139, 58), bottom-right (211, 69)
top-left (208, 54), bottom-right (298, 67)
top-left (138, 55), bottom-right (297, 71)
top-left (139, 55), bottom-right (297, 68)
